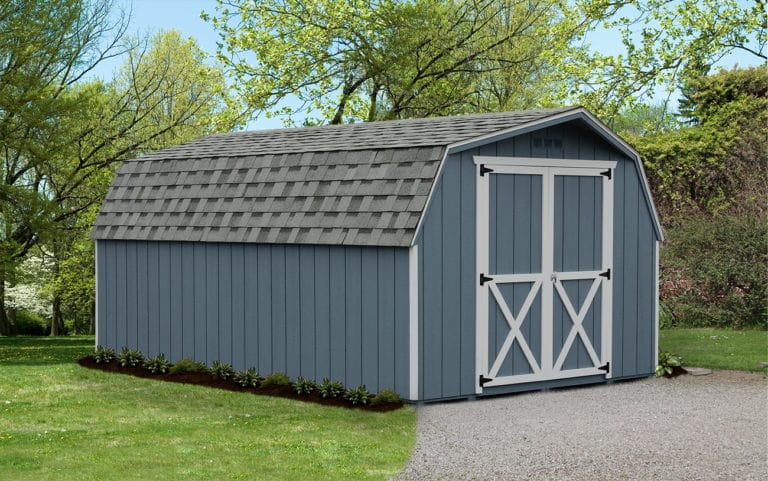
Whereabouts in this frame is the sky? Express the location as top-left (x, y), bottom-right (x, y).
top-left (92, 0), bottom-right (763, 130)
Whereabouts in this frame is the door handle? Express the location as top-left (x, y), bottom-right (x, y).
top-left (550, 272), bottom-right (557, 282)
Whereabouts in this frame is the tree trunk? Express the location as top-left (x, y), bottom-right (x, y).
top-left (50, 295), bottom-right (64, 336)
top-left (89, 299), bottom-right (95, 335)
top-left (0, 273), bottom-right (17, 336)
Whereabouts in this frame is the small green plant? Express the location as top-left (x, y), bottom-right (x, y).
top-left (143, 353), bottom-right (171, 374)
top-left (209, 360), bottom-right (235, 380)
top-left (318, 378), bottom-right (344, 398)
top-left (344, 384), bottom-right (370, 405)
top-left (371, 389), bottom-right (401, 405)
top-left (261, 371), bottom-right (290, 387)
top-left (169, 358), bottom-right (207, 374)
top-left (233, 367), bottom-right (259, 387)
top-left (293, 376), bottom-right (317, 395)
top-left (655, 351), bottom-right (684, 377)
top-left (117, 347), bottom-right (144, 368)
top-left (93, 346), bottom-right (116, 364)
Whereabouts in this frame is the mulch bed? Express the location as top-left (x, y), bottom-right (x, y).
top-left (663, 366), bottom-right (688, 377)
top-left (78, 356), bottom-right (403, 412)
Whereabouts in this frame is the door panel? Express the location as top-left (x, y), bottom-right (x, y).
top-left (476, 159), bottom-right (614, 392)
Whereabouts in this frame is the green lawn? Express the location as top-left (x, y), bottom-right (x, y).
top-left (659, 328), bottom-right (768, 372)
top-left (0, 336), bottom-right (416, 481)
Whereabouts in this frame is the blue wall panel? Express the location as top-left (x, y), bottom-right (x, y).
top-left (97, 241), bottom-right (411, 396)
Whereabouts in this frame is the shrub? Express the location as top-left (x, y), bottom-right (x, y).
top-left (344, 384), bottom-right (370, 405)
top-left (209, 360), bottom-right (235, 380)
top-left (143, 353), bottom-right (171, 374)
top-left (117, 347), bottom-right (144, 368)
top-left (371, 389), bottom-right (400, 405)
top-left (655, 351), bottom-right (684, 377)
top-left (661, 213), bottom-right (767, 328)
top-left (233, 367), bottom-right (259, 388)
top-left (93, 346), bottom-right (116, 364)
top-left (261, 371), bottom-right (290, 387)
top-left (13, 310), bottom-right (48, 336)
top-left (318, 378), bottom-right (344, 398)
top-left (169, 358), bottom-right (207, 374)
top-left (293, 376), bottom-right (317, 395)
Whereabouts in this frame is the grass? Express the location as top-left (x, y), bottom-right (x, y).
top-left (659, 328), bottom-right (768, 372)
top-left (0, 336), bottom-right (416, 481)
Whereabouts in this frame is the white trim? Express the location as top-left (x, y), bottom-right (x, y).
top-left (653, 241), bottom-right (660, 370)
top-left (601, 167), bottom-right (614, 378)
top-left (408, 244), bottom-right (419, 401)
top-left (474, 156), bottom-right (617, 170)
top-left (540, 169), bottom-right (554, 375)
top-left (485, 367), bottom-right (605, 387)
top-left (94, 240), bottom-right (99, 350)
top-left (475, 162), bottom-right (490, 394)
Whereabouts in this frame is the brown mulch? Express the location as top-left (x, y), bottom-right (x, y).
top-left (78, 356), bottom-right (404, 412)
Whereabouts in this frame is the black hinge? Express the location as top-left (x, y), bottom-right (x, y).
top-left (480, 164), bottom-right (494, 176)
top-left (479, 374), bottom-right (493, 387)
top-left (600, 169), bottom-right (612, 179)
top-left (479, 273), bottom-right (494, 285)
top-left (599, 269), bottom-right (611, 280)
top-left (598, 362), bottom-right (610, 373)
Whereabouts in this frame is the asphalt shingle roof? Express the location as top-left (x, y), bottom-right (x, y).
top-left (92, 107), bottom-right (575, 246)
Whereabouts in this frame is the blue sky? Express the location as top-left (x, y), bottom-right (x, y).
top-left (93, 0), bottom-right (762, 130)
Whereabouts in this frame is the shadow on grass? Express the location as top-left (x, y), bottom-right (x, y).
top-left (0, 336), bottom-right (94, 366)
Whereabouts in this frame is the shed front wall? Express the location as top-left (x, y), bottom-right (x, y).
top-left (96, 240), bottom-right (411, 396)
top-left (416, 119), bottom-right (658, 401)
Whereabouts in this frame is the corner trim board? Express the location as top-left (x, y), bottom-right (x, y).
top-left (94, 240), bottom-right (99, 350)
top-left (408, 244), bottom-right (419, 400)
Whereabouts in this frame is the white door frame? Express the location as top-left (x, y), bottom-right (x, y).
top-left (475, 156), bottom-right (615, 393)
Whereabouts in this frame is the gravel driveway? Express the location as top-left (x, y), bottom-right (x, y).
top-left (392, 371), bottom-right (767, 481)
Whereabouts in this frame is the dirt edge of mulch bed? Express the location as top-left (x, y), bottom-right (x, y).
top-left (78, 357), bottom-right (404, 412)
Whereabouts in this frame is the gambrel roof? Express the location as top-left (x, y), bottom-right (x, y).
top-left (91, 107), bottom-right (662, 246)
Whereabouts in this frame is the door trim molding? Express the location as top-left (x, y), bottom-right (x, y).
top-left (474, 156), bottom-right (617, 170)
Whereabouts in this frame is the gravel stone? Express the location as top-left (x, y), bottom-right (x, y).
top-left (392, 371), bottom-right (767, 481)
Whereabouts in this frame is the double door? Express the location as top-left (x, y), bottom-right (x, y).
top-left (475, 157), bottom-right (615, 391)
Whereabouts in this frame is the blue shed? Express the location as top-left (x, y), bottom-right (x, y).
top-left (92, 107), bottom-right (663, 402)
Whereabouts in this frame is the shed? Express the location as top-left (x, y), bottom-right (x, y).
top-left (92, 107), bottom-right (663, 402)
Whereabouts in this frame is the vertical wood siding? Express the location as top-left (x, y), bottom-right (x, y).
top-left (416, 119), bottom-right (658, 400)
top-left (96, 242), bottom-right (411, 396)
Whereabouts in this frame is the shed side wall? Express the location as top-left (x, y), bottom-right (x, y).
top-left (96, 241), bottom-right (410, 395)
top-left (416, 120), bottom-right (657, 401)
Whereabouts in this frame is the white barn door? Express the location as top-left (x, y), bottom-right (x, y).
top-left (475, 157), bottom-right (616, 392)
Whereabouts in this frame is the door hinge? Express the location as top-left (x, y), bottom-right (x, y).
top-left (479, 374), bottom-right (493, 387)
top-left (479, 273), bottom-right (494, 285)
top-left (480, 164), bottom-right (494, 176)
top-left (599, 269), bottom-right (611, 280)
top-left (598, 362), bottom-right (610, 373)
top-left (600, 169), bottom-right (612, 179)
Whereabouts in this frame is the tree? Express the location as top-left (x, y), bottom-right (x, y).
top-left (0, 0), bottom-right (236, 335)
top-left (204, 0), bottom-right (581, 125)
top-left (558, 0), bottom-right (766, 120)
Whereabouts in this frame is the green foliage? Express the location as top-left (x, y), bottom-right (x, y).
top-left (318, 378), bottom-right (345, 399)
top-left (143, 353), bottom-right (171, 374)
top-left (209, 361), bottom-right (235, 380)
top-left (233, 367), bottom-right (259, 388)
top-left (12, 310), bottom-right (48, 336)
top-left (93, 346), bottom-right (116, 364)
top-left (261, 371), bottom-right (291, 387)
top-left (293, 376), bottom-right (318, 395)
top-left (204, 0), bottom-right (580, 124)
top-left (371, 389), bottom-right (401, 406)
top-left (344, 384), bottom-right (370, 406)
top-left (117, 347), bottom-right (144, 368)
top-left (169, 358), bottom-right (207, 374)
top-left (655, 351), bottom-right (684, 377)
top-left (661, 214), bottom-right (767, 329)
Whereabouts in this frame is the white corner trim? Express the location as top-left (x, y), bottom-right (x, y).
top-left (408, 244), bottom-right (419, 401)
top-left (654, 240), bottom-right (660, 369)
top-left (94, 240), bottom-right (99, 350)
